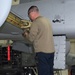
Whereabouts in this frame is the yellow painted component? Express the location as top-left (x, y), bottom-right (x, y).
top-left (12, 0), bottom-right (20, 5)
top-left (21, 20), bottom-right (32, 29)
top-left (6, 12), bottom-right (32, 29)
top-left (70, 39), bottom-right (75, 43)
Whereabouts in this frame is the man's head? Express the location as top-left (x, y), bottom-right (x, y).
top-left (28, 6), bottom-right (40, 21)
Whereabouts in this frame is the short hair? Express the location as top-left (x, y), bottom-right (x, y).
top-left (28, 6), bottom-right (39, 15)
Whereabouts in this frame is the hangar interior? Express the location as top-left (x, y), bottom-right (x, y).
top-left (0, 0), bottom-right (75, 75)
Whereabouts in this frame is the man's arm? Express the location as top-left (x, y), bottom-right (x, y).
top-left (23, 22), bottom-right (38, 43)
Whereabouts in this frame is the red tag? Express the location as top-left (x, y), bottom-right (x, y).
top-left (7, 45), bottom-right (10, 61)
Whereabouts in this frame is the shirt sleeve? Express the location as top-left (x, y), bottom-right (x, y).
top-left (28, 21), bottom-right (38, 42)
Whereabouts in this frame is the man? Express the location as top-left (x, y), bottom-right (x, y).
top-left (23, 6), bottom-right (55, 75)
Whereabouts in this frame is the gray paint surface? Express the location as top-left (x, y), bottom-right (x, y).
top-left (11, 0), bottom-right (75, 39)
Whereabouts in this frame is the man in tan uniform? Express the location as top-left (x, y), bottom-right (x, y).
top-left (23, 6), bottom-right (55, 75)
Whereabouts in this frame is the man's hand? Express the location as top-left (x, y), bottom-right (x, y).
top-left (22, 29), bottom-right (29, 38)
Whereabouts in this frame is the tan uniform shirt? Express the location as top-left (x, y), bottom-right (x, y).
top-left (29, 16), bottom-right (55, 53)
